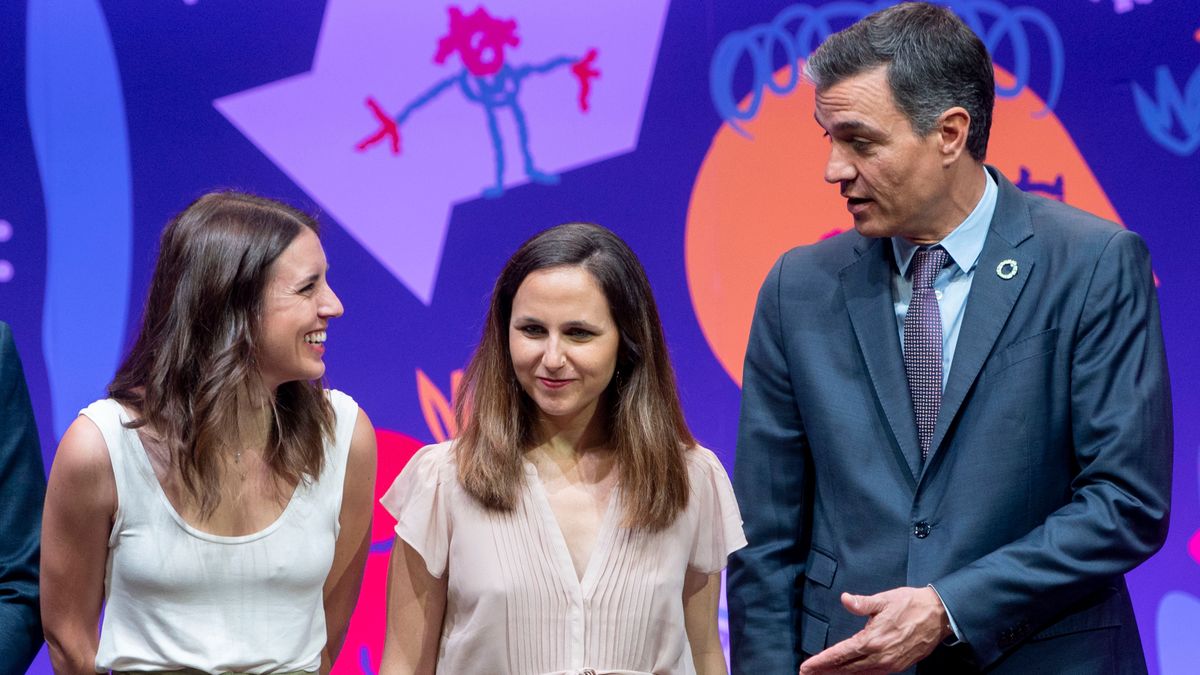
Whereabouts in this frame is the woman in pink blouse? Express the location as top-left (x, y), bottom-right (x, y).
top-left (380, 222), bottom-right (745, 674)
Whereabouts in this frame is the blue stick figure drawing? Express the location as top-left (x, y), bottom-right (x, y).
top-left (356, 5), bottom-right (600, 199)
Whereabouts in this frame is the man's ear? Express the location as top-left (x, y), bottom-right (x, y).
top-left (936, 106), bottom-right (971, 165)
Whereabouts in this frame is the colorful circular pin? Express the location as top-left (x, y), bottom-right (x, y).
top-left (996, 259), bottom-right (1019, 280)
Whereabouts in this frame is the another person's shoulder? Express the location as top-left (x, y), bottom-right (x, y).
top-left (775, 228), bottom-right (863, 272)
top-left (1024, 191), bottom-right (1124, 241)
top-left (993, 167), bottom-right (1145, 273)
top-left (56, 409), bottom-right (111, 464)
top-left (75, 397), bottom-right (132, 438)
top-left (1021, 194), bottom-right (1156, 283)
top-left (682, 446), bottom-right (747, 562)
top-left (50, 403), bottom-right (119, 504)
top-left (325, 387), bottom-right (360, 419)
top-left (402, 440), bottom-right (459, 481)
top-left (757, 229), bottom-right (864, 300)
top-left (1027, 192), bottom-right (1118, 228)
top-left (683, 445), bottom-right (734, 487)
top-left (379, 441), bottom-right (458, 526)
top-left (322, 388), bottom-right (369, 458)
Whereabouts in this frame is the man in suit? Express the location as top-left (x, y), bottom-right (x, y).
top-left (0, 320), bottom-right (47, 670)
top-left (726, 4), bottom-right (1171, 673)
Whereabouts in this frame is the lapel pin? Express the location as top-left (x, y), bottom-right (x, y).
top-left (996, 259), bottom-right (1019, 280)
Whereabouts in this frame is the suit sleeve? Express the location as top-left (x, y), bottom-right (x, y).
top-left (0, 322), bottom-right (47, 670)
top-left (933, 230), bottom-right (1172, 666)
top-left (727, 255), bottom-right (813, 674)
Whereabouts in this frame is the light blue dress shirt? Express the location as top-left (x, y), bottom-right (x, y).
top-left (891, 168), bottom-right (998, 389)
top-left (890, 167), bottom-right (997, 644)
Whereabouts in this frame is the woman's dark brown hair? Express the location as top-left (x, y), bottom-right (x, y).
top-left (109, 191), bottom-right (334, 517)
top-left (455, 222), bottom-right (695, 531)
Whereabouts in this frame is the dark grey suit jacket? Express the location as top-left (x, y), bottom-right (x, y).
top-left (0, 321), bottom-right (46, 671)
top-left (727, 167), bottom-right (1172, 673)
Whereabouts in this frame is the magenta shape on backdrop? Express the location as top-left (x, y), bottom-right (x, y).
top-left (215, 1), bottom-right (671, 304)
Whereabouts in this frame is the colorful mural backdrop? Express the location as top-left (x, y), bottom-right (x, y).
top-left (3, 0), bottom-right (1198, 672)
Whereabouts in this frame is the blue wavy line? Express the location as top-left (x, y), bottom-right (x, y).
top-left (27, 0), bottom-right (132, 437)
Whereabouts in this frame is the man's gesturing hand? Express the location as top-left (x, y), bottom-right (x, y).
top-left (799, 586), bottom-right (952, 674)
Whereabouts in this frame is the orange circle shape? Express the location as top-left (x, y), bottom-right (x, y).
top-left (686, 64), bottom-right (1122, 387)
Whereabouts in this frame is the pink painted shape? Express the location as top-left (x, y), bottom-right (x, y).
top-left (1188, 528), bottom-right (1200, 566)
top-left (435, 6), bottom-right (519, 76)
top-left (355, 97), bottom-right (401, 154)
top-left (332, 427), bottom-right (425, 674)
top-left (572, 48), bottom-right (601, 112)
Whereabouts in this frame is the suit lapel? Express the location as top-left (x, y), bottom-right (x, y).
top-left (922, 168), bottom-right (1036, 475)
top-left (841, 236), bottom-right (922, 481)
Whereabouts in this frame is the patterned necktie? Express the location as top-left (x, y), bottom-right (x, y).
top-left (904, 246), bottom-right (949, 462)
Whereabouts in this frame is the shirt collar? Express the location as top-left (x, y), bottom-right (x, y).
top-left (892, 167), bottom-right (997, 277)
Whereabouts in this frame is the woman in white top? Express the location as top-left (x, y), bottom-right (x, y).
top-left (41, 192), bottom-right (377, 674)
top-left (380, 222), bottom-right (746, 674)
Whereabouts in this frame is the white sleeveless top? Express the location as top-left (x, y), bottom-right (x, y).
top-left (87, 390), bottom-right (359, 674)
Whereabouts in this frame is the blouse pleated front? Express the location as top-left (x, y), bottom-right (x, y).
top-left (379, 441), bottom-right (746, 675)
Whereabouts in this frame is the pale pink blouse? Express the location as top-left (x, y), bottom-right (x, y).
top-left (380, 441), bottom-right (746, 675)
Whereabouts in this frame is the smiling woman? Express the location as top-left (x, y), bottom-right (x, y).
top-left (257, 227), bottom-right (345, 390)
top-left (40, 192), bottom-right (377, 675)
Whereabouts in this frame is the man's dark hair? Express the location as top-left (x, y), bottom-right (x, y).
top-left (805, 2), bottom-right (995, 161)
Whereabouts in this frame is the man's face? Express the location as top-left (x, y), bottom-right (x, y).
top-left (814, 66), bottom-right (949, 241)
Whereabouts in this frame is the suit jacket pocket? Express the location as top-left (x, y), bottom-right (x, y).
top-left (806, 546), bottom-right (838, 588)
top-left (800, 608), bottom-right (830, 655)
top-left (800, 548), bottom-right (838, 656)
top-left (984, 328), bottom-right (1059, 379)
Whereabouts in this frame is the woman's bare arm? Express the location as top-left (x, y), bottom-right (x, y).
top-left (684, 568), bottom-right (728, 675)
top-left (41, 416), bottom-right (116, 674)
top-left (321, 407), bottom-right (378, 672)
top-left (379, 538), bottom-right (447, 675)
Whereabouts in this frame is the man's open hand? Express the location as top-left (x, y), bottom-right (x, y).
top-left (799, 586), bottom-right (952, 674)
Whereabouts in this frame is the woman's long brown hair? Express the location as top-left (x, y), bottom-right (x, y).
top-left (109, 191), bottom-right (334, 518)
top-left (455, 222), bottom-right (695, 531)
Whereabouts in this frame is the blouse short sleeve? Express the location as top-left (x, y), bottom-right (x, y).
top-left (687, 447), bottom-right (748, 574)
top-left (379, 442), bottom-right (454, 578)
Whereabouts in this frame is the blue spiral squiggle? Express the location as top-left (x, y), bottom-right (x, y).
top-left (711, 0), bottom-right (1065, 136)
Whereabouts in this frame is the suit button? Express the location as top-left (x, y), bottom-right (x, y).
top-left (913, 521), bottom-right (931, 538)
